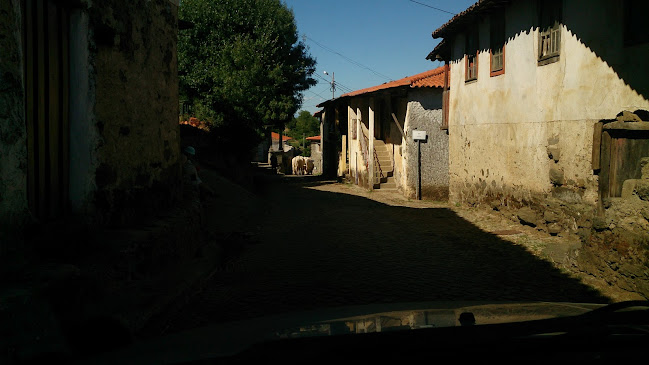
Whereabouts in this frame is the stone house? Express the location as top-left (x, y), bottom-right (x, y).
top-left (317, 66), bottom-right (449, 200)
top-left (428, 0), bottom-right (649, 297)
top-left (1, 0), bottom-right (182, 235)
top-left (427, 0), bottom-right (649, 216)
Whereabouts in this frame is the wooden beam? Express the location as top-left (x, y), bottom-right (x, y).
top-left (592, 121), bottom-right (603, 171)
top-left (597, 130), bottom-right (611, 216)
top-left (391, 112), bottom-right (405, 139)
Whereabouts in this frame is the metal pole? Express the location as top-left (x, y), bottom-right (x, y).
top-left (417, 140), bottom-right (421, 200)
top-left (355, 152), bottom-right (359, 185)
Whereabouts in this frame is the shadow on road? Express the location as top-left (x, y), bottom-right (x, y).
top-left (152, 173), bottom-right (611, 335)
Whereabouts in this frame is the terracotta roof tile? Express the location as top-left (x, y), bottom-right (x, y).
top-left (340, 66), bottom-right (447, 98)
top-left (271, 132), bottom-right (292, 141)
top-left (305, 135), bottom-right (321, 141)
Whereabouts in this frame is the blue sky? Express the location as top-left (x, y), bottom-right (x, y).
top-left (282, 0), bottom-right (477, 115)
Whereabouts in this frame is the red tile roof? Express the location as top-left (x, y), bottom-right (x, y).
top-left (340, 66), bottom-right (447, 98)
top-left (306, 135), bottom-right (321, 142)
top-left (432, 0), bottom-right (512, 39)
top-left (271, 132), bottom-right (292, 141)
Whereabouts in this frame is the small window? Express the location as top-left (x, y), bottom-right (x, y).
top-left (465, 27), bottom-right (479, 82)
top-left (538, 0), bottom-right (562, 64)
top-left (624, 0), bottom-right (649, 46)
top-left (490, 12), bottom-right (505, 76)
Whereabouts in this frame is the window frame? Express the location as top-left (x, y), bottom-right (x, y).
top-left (465, 26), bottom-right (479, 82)
top-left (537, 0), bottom-right (562, 65)
top-left (490, 12), bottom-right (506, 76)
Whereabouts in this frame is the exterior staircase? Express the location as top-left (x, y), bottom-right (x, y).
top-left (372, 139), bottom-right (397, 190)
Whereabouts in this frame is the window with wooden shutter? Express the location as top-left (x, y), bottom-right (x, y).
top-left (538, 0), bottom-right (562, 65)
top-left (465, 27), bottom-right (479, 82)
top-left (490, 12), bottom-right (505, 76)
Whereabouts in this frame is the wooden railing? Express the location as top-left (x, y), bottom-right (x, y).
top-left (359, 126), bottom-right (384, 183)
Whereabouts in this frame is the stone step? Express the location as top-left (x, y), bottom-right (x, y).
top-left (375, 171), bottom-right (392, 178)
top-left (379, 182), bottom-right (397, 189)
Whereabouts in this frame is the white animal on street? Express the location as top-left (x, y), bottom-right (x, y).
top-left (305, 158), bottom-right (314, 175)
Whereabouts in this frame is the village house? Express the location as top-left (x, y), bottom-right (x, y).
top-left (0, 1), bottom-right (197, 360)
top-left (428, 0), bottom-right (649, 296)
top-left (267, 131), bottom-right (294, 174)
top-left (317, 66), bottom-right (449, 200)
top-left (1, 0), bottom-right (183, 232)
top-left (427, 0), bottom-right (649, 214)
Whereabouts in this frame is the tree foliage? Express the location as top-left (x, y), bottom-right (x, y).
top-left (178, 0), bottom-right (317, 150)
top-left (286, 110), bottom-right (320, 140)
top-left (286, 110), bottom-right (320, 156)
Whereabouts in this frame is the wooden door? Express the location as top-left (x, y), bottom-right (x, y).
top-left (22, 0), bottom-right (70, 220)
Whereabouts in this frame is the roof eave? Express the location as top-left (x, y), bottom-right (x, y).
top-left (431, 0), bottom-right (512, 39)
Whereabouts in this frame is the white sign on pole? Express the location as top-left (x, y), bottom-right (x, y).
top-left (412, 130), bottom-right (427, 141)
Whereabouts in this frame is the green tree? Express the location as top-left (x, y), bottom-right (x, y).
top-left (179, 0), bottom-right (316, 151)
top-left (287, 110), bottom-right (320, 140)
top-left (286, 110), bottom-right (319, 156)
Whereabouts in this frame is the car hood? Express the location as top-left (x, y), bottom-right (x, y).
top-left (88, 301), bottom-right (606, 365)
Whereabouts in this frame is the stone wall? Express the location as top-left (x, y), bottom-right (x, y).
top-left (403, 88), bottom-right (448, 200)
top-left (88, 0), bottom-right (181, 226)
top-left (0, 0), bottom-right (29, 247)
top-left (574, 115), bottom-right (649, 299)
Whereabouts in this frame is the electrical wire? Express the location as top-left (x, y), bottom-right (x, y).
top-left (406, 0), bottom-right (456, 15)
top-left (303, 35), bottom-right (395, 82)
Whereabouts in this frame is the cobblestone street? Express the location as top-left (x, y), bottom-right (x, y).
top-left (140, 169), bottom-right (612, 339)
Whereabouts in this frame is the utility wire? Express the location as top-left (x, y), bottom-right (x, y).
top-left (306, 87), bottom-right (332, 100)
top-left (406, 0), bottom-right (456, 15)
top-left (314, 72), bottom-right (353, 93)
top-left (304, 35), bottom-right (395, 82)
top-left (313, 74), bottom-right (353, 96)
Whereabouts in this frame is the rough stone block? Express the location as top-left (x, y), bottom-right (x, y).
top-left (621, 179), bottom-right (640, 200)
top-left (636, 180), bottom-right (649, 201)
top-left (641, 157), bottom-right (649, 179)
top-left (551, 186), bottom-right (583, 204)
top-left (592, 216), bottom-right (609, 231)
top-left (517, 207), bottom-right (538, 227)
top-left (616, 110), bottom-right (643, 123)
top-left (547, 223), bottom-right (562, 236)
top-left (543, 210), bottom-right (559, 223)
top-left (546, 146), bottom-right (561, 162)
top-left (549, 166), bottom-right (564, 186)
